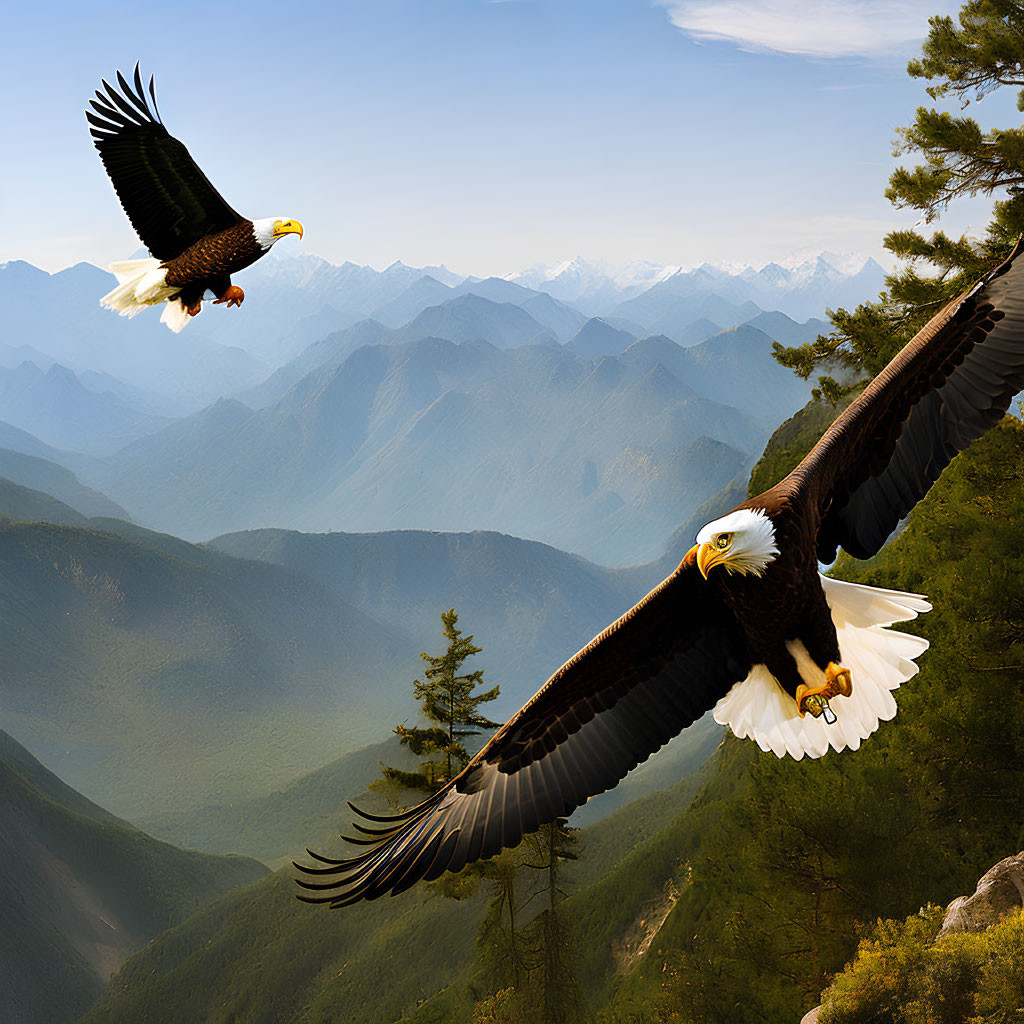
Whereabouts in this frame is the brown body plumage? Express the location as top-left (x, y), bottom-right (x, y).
top-left (162, 221), bottom-right (266, 313)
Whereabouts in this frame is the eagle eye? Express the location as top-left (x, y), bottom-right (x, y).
top-left (715, 533), bottom-right (732, 550)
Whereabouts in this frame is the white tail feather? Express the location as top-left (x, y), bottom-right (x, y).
top-left (100, 258), bottom-right (187, 329)
top-left (713, 574), bottom-right (930, 760)
top-left (159, 299), bottom-right (192, 333)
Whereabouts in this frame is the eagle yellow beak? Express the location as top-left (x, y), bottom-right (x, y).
top-left (273, 219), bottom-right (304, 239)
top-left (690, 542), bottom-right (725, 580)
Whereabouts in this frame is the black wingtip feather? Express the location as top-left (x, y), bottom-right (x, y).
top-left (101, 81), bottom-right (147, 126)
top-left (85, 112), bottom-right (122, 137)
top-left (291, 860), bottom-right (354, 877)
top-left (339, 834), bottom-right (383, 846)
top-left (147, 72), bottom-right (163, 123)
top-left (351, 821), bottom-right (404, 837)
top-left (117, 69), bottom-right (144, 111)
top-left (301, 847), bottom-right (346, 866)
top-left (297, 845), bottom-right (378, 871)
top-left (295, 893), bottom-right (344, 905)
top-left (294, 876), bottom-right (356, 892)
top-left (347, 800), bottom-right (425, 823)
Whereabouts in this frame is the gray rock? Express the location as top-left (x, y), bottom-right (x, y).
top-left (939, 850), bottom-right (1024, 937)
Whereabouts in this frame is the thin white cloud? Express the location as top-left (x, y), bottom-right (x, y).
top-left (657, 1), bottom-right (960, 59)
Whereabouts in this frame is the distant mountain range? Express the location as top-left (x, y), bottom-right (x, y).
top-left (94, 333), bottom-right (774, 564)
top-left (0, 260), bottom-right (267, 416)
top-left (208, 526), bottom-right (643, 699)
top-left (0, 242), bottom-right (847, 565)
top-left (0, 247), bottom-right (842, 468)
top-left (507, 252), bottom-right (885, 322)
top-left (0, 245), bottom-right (872, 418)
top-left (0, 362), bottom-right (170, 455)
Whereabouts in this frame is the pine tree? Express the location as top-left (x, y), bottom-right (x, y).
top-left (471, 820), bottom-right (585, 1023)
top-left (528, 819), bottom-right (584, 1024)
top-left (373, 608), bottom-right (500, 803)
top-left (772, 0), bottom-right (1024, 400)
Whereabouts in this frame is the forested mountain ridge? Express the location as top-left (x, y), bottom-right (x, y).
top-left (0, 729), bottom-right (266, 1024)
top-left (0, 513), bottom-right (414, 820)
top-left (76, 732), bottom-right (726, 1024)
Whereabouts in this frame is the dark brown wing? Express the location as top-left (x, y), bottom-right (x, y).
top-left (87, 65), bottom-right (244, 260)
top-left (294, 554), bottom-right (749, 907)
top-left (781, 238), bottom-right (1024, 561)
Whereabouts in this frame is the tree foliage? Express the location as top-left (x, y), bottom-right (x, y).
top-left (374, 608), bottom-right (499, 802)
top-left (819, 905), bottom-right (1024, 1024)
top-left (471, 819), bottom-right (585, 1024)
top-left (773, 0), bottom-right (1024, 402)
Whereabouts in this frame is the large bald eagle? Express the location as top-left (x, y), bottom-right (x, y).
top-left (87, 65), bottom-right (303, 332)
top-left (296, 241), bottom-right (1024, 907)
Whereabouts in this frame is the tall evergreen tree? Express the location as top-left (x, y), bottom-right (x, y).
top-left (374, 608), bottom-right (500, 803)
top-left (528, 819), bottom-right (584, 1024)
top-left (773, 0), bottom-right (1024, 401)
top-left (472, 819), bottom-right (585, 1024)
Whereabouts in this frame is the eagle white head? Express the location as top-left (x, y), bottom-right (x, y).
top-left (693, 508), bottom-right (779, 579)
top-left (251, 217), bottom-right (304, 250)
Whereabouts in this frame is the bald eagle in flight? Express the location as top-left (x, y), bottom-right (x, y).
top-left (87, 65), bottom-right (303, 332)
top-left (296, 241), bottom-right (1024, 908)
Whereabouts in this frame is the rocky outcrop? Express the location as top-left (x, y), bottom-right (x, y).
top-left (612, 878), bottom-right (681, 974)
top-left (939, 850), bottom-right (1024, 937)
top-left (800, 850), bottom-right (1024, 1022)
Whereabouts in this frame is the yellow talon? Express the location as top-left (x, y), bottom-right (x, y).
top-left (796, 664), bottom-right (853, 721)
top-left (826, 662), bottom-right (853, 698)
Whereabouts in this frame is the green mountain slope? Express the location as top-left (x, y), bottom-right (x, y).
top-left (0, 447), bottom-right (130, 519)
top-left (0, 474), bottom-right (91, 527)
top-left (138, 737), bottom-right (416, 861)
top-left (0, 729), bottom-right (266, 1024)
top-left (80, 867), bottom-right (487, 1024)
top-left (0, 516), bottom-right (413, 821)
top-left (77, 739), bottom-right (725, 1024)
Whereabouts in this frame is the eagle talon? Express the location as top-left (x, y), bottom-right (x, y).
top-left (214, 286), bottom-right (244, 308)
top-left (826, 662), bottom-right (853, 698)
top-left (797, 688), bottom-right (834, 721)
top-left (796, 663), bottom-right (853, 721)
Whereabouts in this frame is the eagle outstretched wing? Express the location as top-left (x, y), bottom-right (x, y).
top-left (87, 64), bottom-right (244, 261)
top-left (784, 238), bottom-right (1024, 561)
top-left (294, 552), bottom-right (750, 907)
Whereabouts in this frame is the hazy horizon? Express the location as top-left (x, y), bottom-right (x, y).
top-left (6, 0), bottom-right (1006, 279)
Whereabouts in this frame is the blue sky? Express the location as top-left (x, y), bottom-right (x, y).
top-left (3, 0), bottom-right (1011, 276)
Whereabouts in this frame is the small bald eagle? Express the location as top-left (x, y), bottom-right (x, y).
top-left (296, 240), bottom-right (1024, 908)
top-left (87, 65), bottom-right (303, 332)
